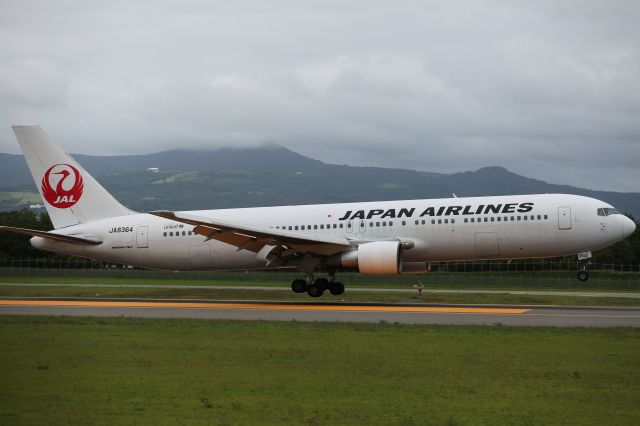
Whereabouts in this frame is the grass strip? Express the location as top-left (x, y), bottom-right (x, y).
top-left (0, 316), bottom-right (639, 425)
top-left (1, 268), bottom-right (639, 292)
top-left (0, 285), bottom-right (639, 306)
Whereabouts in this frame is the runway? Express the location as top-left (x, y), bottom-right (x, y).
top-left (1, 298), bottom-right (639, 327)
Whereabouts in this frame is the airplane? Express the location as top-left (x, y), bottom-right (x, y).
top-left (0, 125), bottom-right (636, 297)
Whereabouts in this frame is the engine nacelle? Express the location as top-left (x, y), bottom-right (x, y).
top-left (340, 241), bottom-right (402, 275)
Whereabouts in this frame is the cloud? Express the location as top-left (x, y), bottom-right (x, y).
top-left (0, 0), bottom-right (638, 191)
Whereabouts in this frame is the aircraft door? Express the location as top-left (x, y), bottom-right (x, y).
top-left (358, 220), bottom-right (367, 234)
top-left (558, 207), bottom-right (572, 230)
top-left (136, 226), bottom-right (149, 248)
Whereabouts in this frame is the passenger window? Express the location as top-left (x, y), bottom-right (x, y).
top-left (389, 221), bottom-right (393, 226)
top-left (491, 217), bottom-right (495, 222)
top-left (484, 217), bottom-right (488, 222)
top-left (432, 219), bottom-right (436, 224)
top-left (415, 220), bottom-right (419, 225)
top-left (333, 224), bottom-right (337, 229)
top-left (347, 223), bottom-right (351, 229)
top-left (339, 224), bottom-right (344, 229)
top-left (169, 232), bottom-right (173, 236)
top-left (438, 219), bottom-right (442, 224)
top-left (288, 226), bottom-right (292, 230)
top-left (402, 220), bottom-right (407, 226)
top-left (371, 222), bottom-right (375, 227)
top-left (314, 225), bottom-right (318, 230)
top-left (497, 217), bottom-right (501, 222)
top-left (464, 218), bottom-right (468, 223)
top-left (421, 219), bottom-right (425, 225)
top-left (511, 216), bottom-right (515, 221)
top-left (470, 218), bottom-right (474, 223)
top-left (537, 215), bottom-right (541, 220)
top-left (530, 215), bottom-right (534, 220)
top-left (523, 216), bottom-right (527, 221)
top-left (451, 219), bottom-right (455, 224)
top-left (544, 215), bottom-right (548, 220)
top-left (517, 216), bottom-right (521, 221)
top-left (295, 226), bottom-right (299, 230)
top-left (320, 225), bottom-right (324, 229)
top-left (182, 231), bottom-right (186, 236)
top-left (163, 232), bottom-right (167, 237)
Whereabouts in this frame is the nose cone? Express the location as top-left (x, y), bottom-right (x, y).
top-left (622, 217), bottom-right (636, 239)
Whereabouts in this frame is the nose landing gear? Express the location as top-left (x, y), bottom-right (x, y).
top-left (577, 268), bottom-right (589, 282)
top-left (577, 251), bottom-right (592, 282)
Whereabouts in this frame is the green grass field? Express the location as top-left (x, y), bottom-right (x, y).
top-left (2, 268), bottom-right (640, 291)
top-left (1, 284), bottom-right (639, 306)
top-left (0, 316), bottom-right (638, 425)
top-left (2, 268), bottom-right (640, 306)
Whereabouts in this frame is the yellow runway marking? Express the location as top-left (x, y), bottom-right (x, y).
top-left (0, 300), bottom-right (529, 314)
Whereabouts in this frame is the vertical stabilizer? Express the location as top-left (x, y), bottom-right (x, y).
top-left (12, 125), bottom-right (133, 229)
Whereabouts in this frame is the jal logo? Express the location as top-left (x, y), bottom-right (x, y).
top-left (41, 164), bottom-right (84, 208)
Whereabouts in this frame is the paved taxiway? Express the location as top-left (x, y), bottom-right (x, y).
top-left (1, 298), bottom-right (639, 327)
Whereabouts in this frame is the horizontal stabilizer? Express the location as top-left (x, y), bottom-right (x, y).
top-left (0, 226), bottom-right (102, 245)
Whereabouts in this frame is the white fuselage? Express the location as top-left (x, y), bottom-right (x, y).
top-left (31, 194), bottom-right (634, 272)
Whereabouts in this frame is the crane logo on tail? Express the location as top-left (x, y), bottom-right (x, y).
top-left (41, 164), bottom-right (84, 208)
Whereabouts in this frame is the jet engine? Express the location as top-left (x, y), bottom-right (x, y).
top-left (334, 241), bottom-right (402, 275)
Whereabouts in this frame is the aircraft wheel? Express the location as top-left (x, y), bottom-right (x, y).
top-left (329, 282), bottom-right (345, 296)
top-left (307, 284), bottom-right (324, 297)
top-left (577, 270), bottom-right (589, 282)
top-left (291, 279), bottom-right (307, 293)
top-left (314, 277), bottom-right (329, 291)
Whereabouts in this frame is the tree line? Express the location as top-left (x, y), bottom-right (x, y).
top-left (0, 209), bottom-right (639, 265)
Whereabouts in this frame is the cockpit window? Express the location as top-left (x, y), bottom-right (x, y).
top-left (597, 207), bottom-right (620, 216)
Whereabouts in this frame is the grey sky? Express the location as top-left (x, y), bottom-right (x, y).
top-left (1, 0), bottom-right (639, 192)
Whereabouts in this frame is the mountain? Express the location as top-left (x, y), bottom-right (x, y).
top-left (0, 146), bottom-right (321, 188)
top-left (0, 147), bottom-right (638, 217)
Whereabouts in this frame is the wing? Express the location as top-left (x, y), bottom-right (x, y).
top-left (149, 210), bottom-right (353, 256)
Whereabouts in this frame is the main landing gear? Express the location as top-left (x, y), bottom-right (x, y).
top-left (291, 273), bottom-right (345, 297)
